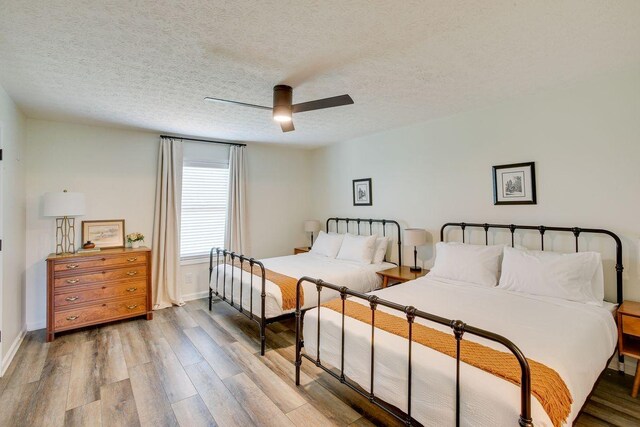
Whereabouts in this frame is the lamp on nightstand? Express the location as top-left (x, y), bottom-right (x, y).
top-left (304, 220), bottom-right (321, 248)
top-left (44, 190), bottom-right (86, 255)
top-left (404, 228), bottom-right (427, 272)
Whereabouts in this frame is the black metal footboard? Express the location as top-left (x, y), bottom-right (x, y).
top-left (294, 277), bottom-right (534, 427)
top-left (209, 247), bottom-right (272, 355)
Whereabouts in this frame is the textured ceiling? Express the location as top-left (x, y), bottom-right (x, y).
top-left (0, 1), bottom-right (639, 146)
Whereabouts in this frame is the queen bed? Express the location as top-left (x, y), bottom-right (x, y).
top-left (209, 217), bottom-right (402, 355)
top-left (294, 222), bottom-right (623, 426)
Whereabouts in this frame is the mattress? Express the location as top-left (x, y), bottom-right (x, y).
top-left (210, 253), bottom-right (394, 319)
top-left (303, 276), bottom-right (618, 426)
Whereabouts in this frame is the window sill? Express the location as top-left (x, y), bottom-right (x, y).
top-left (180, 257), bottom-right (210, 266)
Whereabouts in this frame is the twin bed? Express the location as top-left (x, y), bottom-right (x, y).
top-left (210, 219), bottom-right (623, 426)
top-left (209, 218), bottom-right (402, 354)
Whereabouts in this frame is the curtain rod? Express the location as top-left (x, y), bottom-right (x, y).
top-left (160, 134), bottom-right (246, 147)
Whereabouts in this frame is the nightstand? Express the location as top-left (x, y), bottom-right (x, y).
top-left (294, 247), bottom-right (311, 255)
top-left (376, 266), bottom-right (429, 288)
top-left (618, 301), bottom-right (640, 397)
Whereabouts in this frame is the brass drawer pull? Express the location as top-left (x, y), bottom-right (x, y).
top-left (126, 287), bottom-right (138, 292)
top-left (126, 271), bottom-right (138, 276)
top-left (127, 257), bottom-right (138, 262)
top-left (127, 304), bottom-right (139, 310)
top-left (65, 296), bottom-right (79, 302)
top-left (66, 264), bottom-right (79, 269)
top-left (66, 315), bottom-right (79, 321)
top-left (66, 279), bottom-right (80, 284)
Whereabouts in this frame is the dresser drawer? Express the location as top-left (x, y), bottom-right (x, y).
top-left (54, 296), bottom-right (147, 330)
top-left (54, 265), bottom-right (147, 288)
top-left (622, 315), bottom-right (640, 337)
top-left (54, 280), bottom-right (147, 309)
top-left (53, 252), bottom-right (147, 272)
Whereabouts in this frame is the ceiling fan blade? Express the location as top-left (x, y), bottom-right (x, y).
top-left (280, 120), bottom-right (295, 132)
top-left (292, 94), bottom-right (354, 114)
top-left (204, 97), bottom-right (271, 111)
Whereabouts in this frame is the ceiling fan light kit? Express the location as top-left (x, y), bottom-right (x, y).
top-left (204, 85), bottom-right (354, 133)
top-left (272, 85), bottom-right (293, 122)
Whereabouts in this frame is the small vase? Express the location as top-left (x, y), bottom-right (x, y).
top-left (131, 241), bottom-right (141, 249)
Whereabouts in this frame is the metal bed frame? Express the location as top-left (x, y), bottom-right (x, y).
top-left (294, 222), bottom-right (624, 426)
top-left (209, 217), bottom-right (402, 355)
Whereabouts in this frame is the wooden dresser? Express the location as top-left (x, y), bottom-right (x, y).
top-left (46, 247), bottom-right (153, 342)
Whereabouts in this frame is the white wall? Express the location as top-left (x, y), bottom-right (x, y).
top-left (0, 85), bottom-right (27, 374)
top-left (25, 119), bottom-right (313, 328)
top-left (311, 67), bottom-right (640, 302)
top-left (25, 120), bottom-right (158, 329)
top-left (244, 143), bottom-right (314, 258)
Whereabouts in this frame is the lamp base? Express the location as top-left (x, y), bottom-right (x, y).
top-left (409, 266), bottom-right (423, 273)
top-left (55, 216), bottom-right (76, 255)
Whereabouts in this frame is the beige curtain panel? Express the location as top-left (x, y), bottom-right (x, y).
top-left (225, 145), bottom-right (247, 254)
top-left (152, 137), bottom-right (184, 309)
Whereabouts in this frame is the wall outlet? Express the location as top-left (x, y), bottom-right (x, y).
top-left (185, 272), bottom-right (193, 285)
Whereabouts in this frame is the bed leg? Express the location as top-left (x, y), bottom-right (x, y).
top-left (619, 354), bottom-right (625, 374)
top-left (295, 309), bottom-right (302, 386)
top-left (260, 322), bottom-right (266, 356)
top-left (208, 288), bottom-right (213, 311)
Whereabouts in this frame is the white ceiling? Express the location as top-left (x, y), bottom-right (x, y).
top-left (0, 1), bottom-right (639, 147)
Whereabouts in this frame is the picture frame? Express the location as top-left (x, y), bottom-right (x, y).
top-left (353, 178), bottom-right (372, 206)
top-left (81, 219), bottom-right (126, 248)
top-left (492, 162), bottom-right (537, 205)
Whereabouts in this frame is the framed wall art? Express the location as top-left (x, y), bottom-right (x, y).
top-left (353, 178), bottom-right (372, 206)
top-left (492, 162), bottom-right (536, 205)
top-left (81, 219), bottom-right (126, 248)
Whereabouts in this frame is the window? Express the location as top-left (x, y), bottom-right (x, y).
top-left (180, 161), bottom-right (229, 259)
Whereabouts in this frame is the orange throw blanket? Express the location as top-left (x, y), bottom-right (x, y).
top-left (322, 299), bottom-right (572, 427)
top-left (229, 261), bottom-right (303, 310)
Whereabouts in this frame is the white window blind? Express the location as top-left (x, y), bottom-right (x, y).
top-left (180, 162), bottom-right (229, 259)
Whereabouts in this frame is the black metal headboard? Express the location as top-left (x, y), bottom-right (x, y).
top-left (440, 222), bottom-right (623, 305)
top-left (326, 217), bottom-right (402, 266)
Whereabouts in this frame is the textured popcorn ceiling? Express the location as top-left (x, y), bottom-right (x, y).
top-left (0, 1), bottom-right (639, 146)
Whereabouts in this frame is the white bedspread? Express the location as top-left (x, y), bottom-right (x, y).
top-left (210, 253), bottom-right (393, 319)
top-left (303, 276), bottom-right (618, 426)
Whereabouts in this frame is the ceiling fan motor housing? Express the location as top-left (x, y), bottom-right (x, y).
top-left (273, 85), bottom-right (293, 121)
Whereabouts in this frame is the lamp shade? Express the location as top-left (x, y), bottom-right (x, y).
top-left (44, 191), bottom-right (86, 217)
top-left (304, 220), bottom-right (321, 233)
top-left (404, 228), bottom-right (427, 247)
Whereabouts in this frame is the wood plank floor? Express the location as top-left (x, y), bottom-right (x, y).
top-left (0, 298), bottom-right (638, 426)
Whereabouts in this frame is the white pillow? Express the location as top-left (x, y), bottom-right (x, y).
top-left (336, 233), bottom-right (377, 264)
top-left (372, 236), bottom-right (391, 264)
top-left (428, 242), bottom-right (503, 287)
top-left (310, 231), bottom-right (344, 258)
top-left (497, 246), bottom-right (604, 306)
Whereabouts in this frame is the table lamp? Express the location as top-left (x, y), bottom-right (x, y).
top-left (404, 228), bottom-right (427, 272)
top-left (304, 220), bottom-right (321, 248)
top-left (44, 190), bottom-right (86, 254)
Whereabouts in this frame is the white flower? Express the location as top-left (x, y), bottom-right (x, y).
top-left (126, 232), bottom-right (144, 242)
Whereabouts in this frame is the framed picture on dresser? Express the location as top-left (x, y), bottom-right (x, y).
top-left (492, 162), bottom-right (537, 205)
top-left (81, 219), bottom-right (126, 248)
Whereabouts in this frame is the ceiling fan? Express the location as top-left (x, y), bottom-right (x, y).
top-left (204, 85), bottom-right (354, 132)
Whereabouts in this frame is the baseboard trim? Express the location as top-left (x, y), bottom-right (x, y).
top-left (182, 290), bottom-right (209, 302)
top-left (1, 328), bottom-right (26, 377)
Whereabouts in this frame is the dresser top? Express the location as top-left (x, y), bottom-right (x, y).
top-left (46, 246), bottom-right (151, 261)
